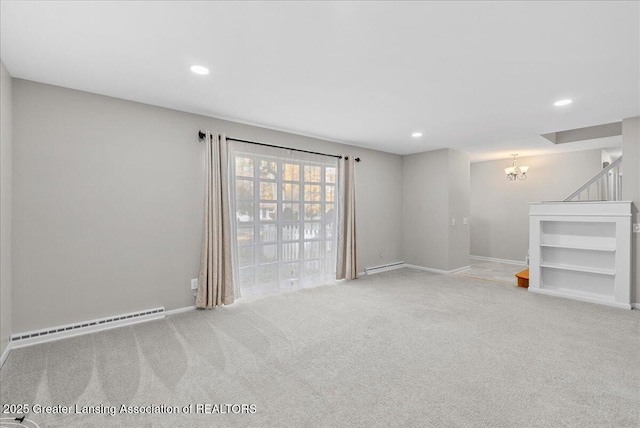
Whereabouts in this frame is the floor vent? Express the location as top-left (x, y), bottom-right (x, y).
top-left (10, 307), bottom-right (165, 348)
top-left (365, 262), bottom-right (406, 275)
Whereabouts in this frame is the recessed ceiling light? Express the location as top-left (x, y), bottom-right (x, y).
top-left (190, 65), bottom-right (209, 75)
top-left (411, 132), bottom-right (423, 138)
top-left (554, 99), bottom-right (572, 106)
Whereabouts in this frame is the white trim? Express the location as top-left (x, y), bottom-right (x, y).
top-left (364, 262), bottom-right (406, 275)
top-left (165, 306), bottom-right (197, 316)
top-left (528, 288), bottom-right (632, 310)
top-left (0, 342), bottom-right (12, 368)
top-left (470, 255), bottom-right (527, 266)
top-left (405, 264), bottom-right (448, 274)
top-left (358, 271), bottom-right (367, 277)
top-left (404, 264), bottom-right (471, 275)
top-left (632, 303), bottom-right (640, 310)
top-left (9, 307), bottom-right (165, 349)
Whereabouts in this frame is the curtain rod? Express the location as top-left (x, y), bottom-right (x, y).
top-left (198, 131), bottom-right (360, 162)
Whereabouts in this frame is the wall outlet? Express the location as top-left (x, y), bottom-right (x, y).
top-left (463, 217), bottom-right (468, 225)
top-left (633, 223), bottom-right (640, 233)
top-left (190, 278), bottom-right (198, 290)
top-left (451, 218), bottom-right (456, 226)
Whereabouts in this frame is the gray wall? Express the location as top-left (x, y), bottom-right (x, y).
top-left (12, 79), bottom-right (403, 333)
top-left (470, 150), bottom-right (603, 263)
top-left (621, 116), bottom-right (639, 304)
top-left (0, 62), bottom-right (12, 358)
top-left (402, 148), bottom-right (470, 271)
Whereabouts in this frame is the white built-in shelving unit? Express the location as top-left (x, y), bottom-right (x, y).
top-left (529, 201), bottom-right (632, 309)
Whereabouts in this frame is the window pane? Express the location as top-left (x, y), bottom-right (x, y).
top-left (282, 183), bottom-right (300, 201)
top-left (257, 264), bottom-right (278, 284)
top-left (281, 224), bottom-right (300, 241)
top-left (237, 225), bottom-right (254, 243)
top-left (282, 243), bottom-right (300, 261)
top-left (239, 267), bottom-right (255, 288)
top-left (304, 204), bottom-right (321, 220)
top-left (325, 240), bottom-right (333, 253)
top-left (304, 242), bottom-right (321, 259)
top-left (304, 165), bottom-right (322, 182)
top-left (236, 180), bottom-right (254, 200)
top-left (304, 223), bottom-right (321, 240)
top-left (282, 203), bottom-right (300, 221)
top-left (259, 203), bottom-right (277, 221)
top-left (283, 163), bottom-right (300, 181)
top-left (236, 202), bottom-right (254, 222)
top-left (324, 204), bottom-right (335, 220)
top-left (325, 185), bottom-right (335, 202)
top-left (236, 157), bottom-right (254, 177)
top-left (304, 260), bottom-right (321, 275)
top-left (325, 167), bottom-right (336, 183)
top-left (260, 182), bottom-right (277, 200)
top-left (304, 185), bottom-right (321, 201)
top-left (238, 246), bottom-right (254, 267)
top-left (259, 160), bottom-right (277, 179)
top-left (259, 244), bottom-right (277, 263)
top-left (280, 262), bottom-right (300, 281)
top-left (259, 224), bottom-right (277, 243)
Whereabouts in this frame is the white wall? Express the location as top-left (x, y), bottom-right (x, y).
top-left (621, 116), bottom-right (639, 304)
top-left (11, 79), bottom-right (403, 333)
top-left (0, 62), bottom-right (12, 358)
top-left (402, 148), bottom-right (470, 271)
top-left (470, 150), bottom-right (604, 263)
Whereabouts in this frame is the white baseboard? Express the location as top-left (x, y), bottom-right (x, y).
top-left (470, 255), bottom-right (527, 266)
top-left (165, 306), bottom-right (197, 316)
top-left (364, 262), bottom-right (406, 275)
top-left (0, 342), bottom-right (12, 368)
top-left (632, 303), bottom-right (640, 310)
top-left (404, 264), bottom-right (471, 275)
top-left (529, 288), bottom-right (632, 310)
top-left (9, 307), bottom-right (165, 349)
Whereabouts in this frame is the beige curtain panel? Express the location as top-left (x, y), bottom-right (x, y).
top-left (196, 131), bottom-right (235, 308)
top-left (336, 156), bottom-right (358, 280)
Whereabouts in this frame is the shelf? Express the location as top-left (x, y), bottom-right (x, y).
top-left (539, 243), bottom-right (616, 252)
top-left (540, 263), bottom-right (615, 276)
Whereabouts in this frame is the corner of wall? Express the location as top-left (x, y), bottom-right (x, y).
top-left (622, 116), bottom-right (640, 304)
top-left (0, 60), bottom-right (13, 360)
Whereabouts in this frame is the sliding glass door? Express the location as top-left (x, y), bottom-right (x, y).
top-left (231, 145), bottom-right (337, 296)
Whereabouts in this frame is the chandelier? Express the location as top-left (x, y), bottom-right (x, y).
top-left (505, 154), bottom-right (529, 181)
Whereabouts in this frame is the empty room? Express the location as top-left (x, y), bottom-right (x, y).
top-left (1, 1), bottom-right (639, 427)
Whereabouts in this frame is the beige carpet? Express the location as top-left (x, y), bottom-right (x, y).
top-left (1, 268), bottom-right (639, 427)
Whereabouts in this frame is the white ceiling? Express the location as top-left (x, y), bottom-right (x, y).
top-left (1, 1), bottom-right (638, 161)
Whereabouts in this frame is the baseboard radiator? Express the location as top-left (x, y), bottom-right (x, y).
top-left (365, 262), bottom-right (405, 275)
top-left (10, 307), bottom-right (165, 348)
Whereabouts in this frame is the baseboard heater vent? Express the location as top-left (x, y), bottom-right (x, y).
top-left (10, 307), bottom-right (165, 348)
top-left (365, 262), bottom-right (405, 275)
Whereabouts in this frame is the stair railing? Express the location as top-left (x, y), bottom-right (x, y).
top-left (563, 156), bottom-right (622, 202)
